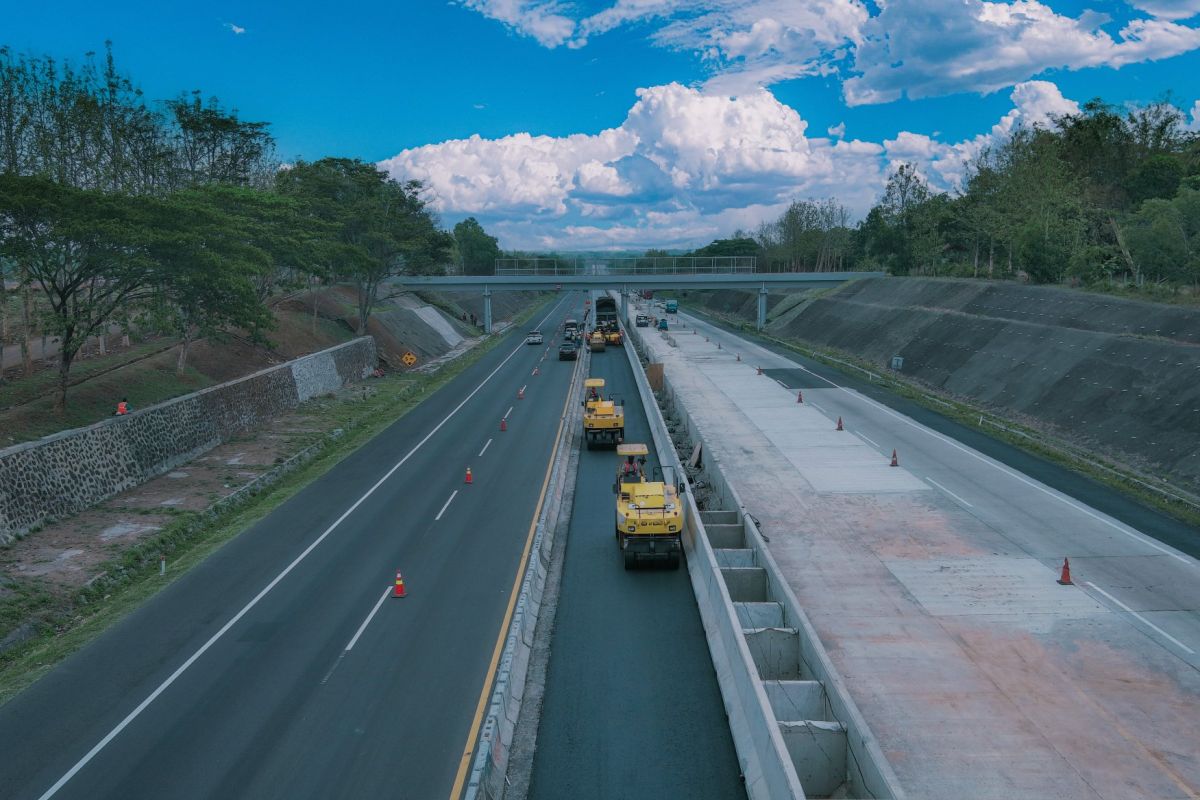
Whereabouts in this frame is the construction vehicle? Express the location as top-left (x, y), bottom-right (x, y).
top-left (604, 325), bottom-right (623, 346)
top-left (613, 444), bottom-right (683, 569)
top-left (589, 329), bottom-right (607, 352)
top-left (664, 299), bottom-right (678, 314)
top-left (595, 295), bottom-right (618, 327)
top-left (582, 379), bottom-right (623, 449)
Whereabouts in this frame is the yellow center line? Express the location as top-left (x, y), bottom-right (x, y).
top-left (447, 351), bottom-right (581, 800)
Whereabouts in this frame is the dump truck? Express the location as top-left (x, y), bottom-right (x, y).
top-left (582, 380), bottom-right (623, 449)
top-left (589, 329), bottom-right (607, 352)
top-left (613, 443), bottom-right (683, 569)
top-left (595, 295), bottom-right (618, 327)
top-left (664, 299), bottom-right (678, 314)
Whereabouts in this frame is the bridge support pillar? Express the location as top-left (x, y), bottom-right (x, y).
top-left (483, 286), bottom-right (493, 334)
top-left (757, 285), bottom-right (768, 331)
top-left (620, 286), bottom-right (628, 322)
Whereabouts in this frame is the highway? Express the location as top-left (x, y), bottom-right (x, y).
top-left (0, 293), bottom-right (582, 800)
top-left (528, 315), bottom-right (744, 800)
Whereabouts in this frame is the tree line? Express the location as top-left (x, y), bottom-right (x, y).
top-left (0, 44), bottom-right (497, 409)
top-left (686, 97), bottom-right (1200, 290)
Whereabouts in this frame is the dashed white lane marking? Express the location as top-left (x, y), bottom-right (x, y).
top-left (435, 490), bottom-right (459, 521)
top-left (345, 587), bottom-right (393, 652)
top-left (479, 439), bottom-right (493, 457)
top-left (1086, 582), bottom-right (1195, 655)
top-left (927, 478), bottom-right (974, 508)
top-left (33, 295), bottom-right (572, 800)
top-left (504, 406), bottom-right (513, 420)
top-left (774, 378), bottom-right (788, 389)
top-left (857, 433), bottom-right (880, 449)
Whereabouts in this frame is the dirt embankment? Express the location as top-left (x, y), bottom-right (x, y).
top-left (685, 278), bottom-right (1200, 492)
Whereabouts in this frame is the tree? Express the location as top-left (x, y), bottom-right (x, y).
top-left (145, 186), bottom-right (299, 373)
top-left (454, 217), bottom-right (500, 275)
top-left (166, 91), bottom-right (274, 188)
top-left (0, 174), bottom-right (163, 408)
top-left (279, 158), bottom-right (450, 334)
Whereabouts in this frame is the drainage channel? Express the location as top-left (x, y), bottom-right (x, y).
top-left (521, 330), bottom-right (745, 800)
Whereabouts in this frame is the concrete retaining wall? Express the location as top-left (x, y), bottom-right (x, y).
top-left (687, 278), bottom-right (1200, 490)
top-left (0, 337), bottom-right (376, 543)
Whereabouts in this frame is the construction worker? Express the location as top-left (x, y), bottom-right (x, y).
top-left (115, 398), bottom-right (129, 416)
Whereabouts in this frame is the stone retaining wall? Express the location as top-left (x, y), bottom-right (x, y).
top-left (0, 337), bottom-right (376, 543)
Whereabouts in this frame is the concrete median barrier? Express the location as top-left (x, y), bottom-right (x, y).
top-left (465, 349), bottom-right (586, 800)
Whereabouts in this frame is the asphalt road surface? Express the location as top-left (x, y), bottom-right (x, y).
top-left (527, 322), bottom-right (745, 800)
top-left (0, 293), bottom-right (584, 800)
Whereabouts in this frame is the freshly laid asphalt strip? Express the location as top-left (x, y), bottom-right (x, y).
top-left (684, 306), bottom-right (1200, 561)
top-left (528, 332), bottom-right (745, 800)
top-left (0, 293), bottom-right (583, 800)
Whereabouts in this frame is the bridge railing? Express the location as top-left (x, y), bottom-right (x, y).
top-left (495, 256), bottom-right (757, 276)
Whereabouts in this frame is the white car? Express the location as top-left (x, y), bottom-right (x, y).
top-left (525, 330), bottom-right (544, 345)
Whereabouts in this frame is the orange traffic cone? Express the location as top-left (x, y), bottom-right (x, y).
top-left (757, 366), bottom-right (763, 375)
top-left (393, 571), bottom-right (407, 598)
top-left (465, 467), bottom-right (473, 484)
top-left (717, 342), bottom-right (722, 349)
top-left (796, 390), bottom-right (803, 403)
top-left (518, 386), bottom-right (525, 399)
top-left (889, 449), bottom-right (899, 467)
top-left (532, 367), bottom-right (539, 376)
top-left (736, 353), bottom-right (741, 361)
top-left (836, 416), bottom-right (844, 431)
top-left (1057, 558), bottom-right (1073, 585)
top-left (500, 418), bottom-right (507, 432)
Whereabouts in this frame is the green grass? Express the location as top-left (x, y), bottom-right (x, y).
top-left (696, 306), bottom-right (1200, 530)
top-left (0, 347), bottom-right (211, 446)
top-left (0, 294), bottom-right (552, 706)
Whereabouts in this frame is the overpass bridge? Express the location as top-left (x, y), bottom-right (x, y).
top-left (397, 270), bottom-right (883, 333)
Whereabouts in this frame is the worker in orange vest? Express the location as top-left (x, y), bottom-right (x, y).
top-left (115, 398), bottom-right (129, 416)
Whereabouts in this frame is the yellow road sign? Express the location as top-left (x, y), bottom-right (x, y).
top-left (401, 351), bottom-right (418, 367)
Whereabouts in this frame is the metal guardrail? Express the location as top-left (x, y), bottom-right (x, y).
top-left (496, 256), bottom-right (757, 276)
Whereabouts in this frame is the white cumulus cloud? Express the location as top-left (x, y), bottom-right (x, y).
top-left (462, 0), bottom-right (1200, 105)
top-left (458, 0), bottom-right (577, 47)
top-left (845, 0), bottom-right (1200, 105)
top-left (224, 22), bottom-right (246, 35)
top-left (380, 81), bottom-right (1088, 249)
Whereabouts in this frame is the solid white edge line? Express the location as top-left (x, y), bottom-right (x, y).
top-left (1085, 582), bottom-right (1195, 655)
top-left (344, 587), bottom-right (393, 652)
top-left (927, 478), bottom-right (975, 508)
top-left (478, 439), bottom-right (492, 457)
top-left (35, 296), bottom-right (569, 800)
top-left (857, 433), bottom-right (880, 449)
top-left (784, 361), bottom-right (1193, 566)
top-left (435, 490), bottom-right (459, 522)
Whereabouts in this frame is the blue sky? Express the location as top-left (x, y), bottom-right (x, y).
top-left (4, 0), bottom-right (1200, 249)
